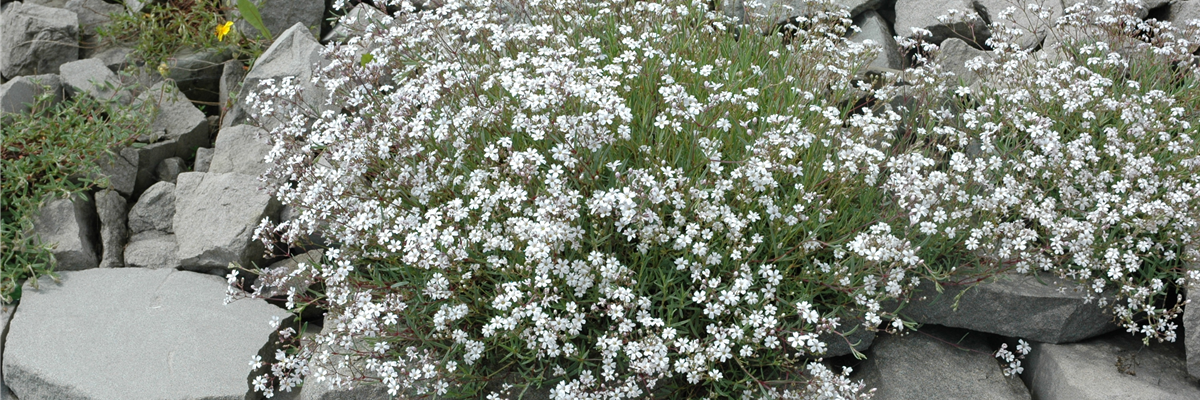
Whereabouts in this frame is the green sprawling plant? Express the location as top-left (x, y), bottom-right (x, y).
top-left (95, 0), bottom-right (270, 74)
top-left (1, 88), bottom-right (150, 304)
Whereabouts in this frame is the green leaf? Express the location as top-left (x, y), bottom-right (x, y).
top-left (236, 0), bottom-right (272, 42)
top-left (360, 53), bottom-right (374, 67)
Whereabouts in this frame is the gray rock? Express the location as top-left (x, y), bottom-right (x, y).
top-left (124, 0), bottom-right (161, 14)
top-left (174, 172), bottom-right (280, 271)
top-left (155, 156), bottom-right (184, 183)
top-left (128, 181), bottom-right (175, 234)
top-left (1186, 245), bottom-right (1200, 379)
top-left (66, 0), bottom-right (123, 36)
top-left (137, 81), bottom-right (210, 152)
top-left (120, 138), bottom-right (178, 197)
top-left (854, 325), bottom-right (1031, 400)
top-left (974, 0), bottom-right (1062, 49)
top-left (210, 124), bottom-right (273, 178)
top-left (94, 150), bottom-right (138, 197)
top-left (1, 302), bottom-right (15, 399)
top-left (1024, 331), bottom-right (1200, 400)
top-left (224, 0), bottom-right (324, 39)
top-left (300, 318), bottom-right (391, 400)
top-left (94, 189), bottom-right (128, 269)
top-left (31, 195), bottom-right (99, 272)
top-left (88, 46), bottom-right (132, 72)
top-left (256, 249), bottom-right (322, 299)
top-left (0, 2), bottom-right (79, 79)
top-left (0, 74), bottom-right (64, 115)
top-left (324, 3), bottom-right (388, 43)
top-left (939, 37), bottom-right (995, 89)
top-left (195, 147), bottom-right (215, 172)
top-left (894, 0), bottom-right (991, 46)
top-left (820, 323), bottom-right (876, 358)
top-left (848, 10), bottom-right (902, 70)
top-left (167, 48), bottom-right (232, 104)
top-left (59, 58), bottom-right (131, 104)
top-left (2, 268), bottom-right (290, 399)
top-left (898, 274), bottom-right (1117, 344)
top-left (1063, 0), bottom-right (1170, 19)
top-left (235, 22), bottom-right (331, 131)
top-left (219, 59), bottom-right (246, 117)
top-left (746, 0), bottom-right (882, 25)
top-left (123, 231), bottom-right (180, 269)
top-left (1170, 0), bottom-right (1200, 51)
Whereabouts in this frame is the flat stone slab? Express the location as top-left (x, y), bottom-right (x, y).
top-left (854, 325), bottom-right (1031, 400)
top-left (899, 274), bottom-right (1117, 343)
top-left (2, 268), bottom-right (290, 399)
top-left (1024, 331), bottom-right (1200, 400)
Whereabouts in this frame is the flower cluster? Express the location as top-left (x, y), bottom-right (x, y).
top-left (994, 340), bottom-right (1032, 377)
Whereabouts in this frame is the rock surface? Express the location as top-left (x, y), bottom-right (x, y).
top-left (225, 0), bottom-right (325, 39)
top-left (1186, 245), bottom-right (1200, 379)
top-left (94, 189), bottom-right (128, 269)
top-left (174, 172), bottom-right (280, 271)
top-left (123, 231), bottom-right (180, 269)
top-left (939, 37), bottom-right (995, 88)
top-left (1, 302), bottom-right (14, 398)
top-left (0, 2), bottom-right (79, 79)
top-left (854, 325), bottom-right (1032, 400)
top-left (2, 268), bottom-right (290, 399)
top-left (1023, 331), bottom-right (1200, 400)
top-left (0, 73), bottom-right (64, 114)
top-left (59, 58), bottom-right (130, 104)
top-left (195, 147), bottom-right (215, 172)
top-left (219, 59), bottom-right (246, 117)
top-left (898, 274), bottom-right (1117, 344)
top-left (974, 0), bottom-right (1062, 49)
top-left (849, 10), bottom-right (902, 70)
top-left (256, 249), bottom-right (322, 299)
top-left (138, 81), bottom-right (210, 152)
top-left (210, 124), bottom-right (274, 177)
top-left (233, 22), bottom-right (329, 130)
top-left (128, 181), bottom-right (176, 234)
top-left (156, 156), bottom-right (185, 183)
top-left (32, 195), bottom-right (99, 272)
top-left (166, 48), bottom-right (231, 104)
top-left (894, 0), bottom-right (990, 46)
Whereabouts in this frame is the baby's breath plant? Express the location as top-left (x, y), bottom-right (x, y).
top-left (1, 90), bottom-right (150, 304)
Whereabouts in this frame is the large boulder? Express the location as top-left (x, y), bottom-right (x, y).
top-left (894, 0), bottom-right (991, 46)
top-left (0, 73), bottom-right (64, 115)
top-left (174, 172), bottom-right (281, 271)
top-left (897, 273), bottom-right (1117, 344)
top-left (123, 231), bottom-right (180, 269)
top-left (224, 0), bottom-right (324, 40)
top-left (31, 195), bottom-right (99, 272)
top-left (128, 181), bottom-right (176, 234)
top-left (210, 124), bottom-right (274, 178)
top-left (94, 189), bottom-right (128, 269)
top-left (2, 268), bottom-right (291, 399)
top-left (0, 2), bottom-right (79, 79)
top-left (848, 10), bottom-right (902, 70)
top-left (1023, 331), bottom-right (1200, 400)
top-left (231, 22), bottom-right (330, 130)
top-left (853, 325), bottom-right (1031, 400)
top-left (59, 58), bottom-right (131, 104)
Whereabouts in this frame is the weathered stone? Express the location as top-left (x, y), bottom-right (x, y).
top-left (898, 274), bottom-right (1117, 344)
top-left (123, 231), bottom-right (180, 269)
top-left (256, 249), bottom-right (322, 299)
top-left (820, 323), bottom-right (876, 358)
top-left (299, 318), bottom-right (392, 400)
top-left (219, 59), bottom-right (246, 117)
top-left (0, 74), bottom-right (64, 115)
top-left (195, 147), bottom-right (215, 172)
top-left (894, 0), bottom-right (991, 46)
top-left (92, 150), bottom-right (138, 197)
top-left (210, 124), bottom-right (273, 178)
top-left (174, 172), bottom-right (280, 271)
top-left (1186, 245), bottom-right (1200, 379)
top-left (94, 189), bottom-right (128, 269)
top-left (2, 268), bottom-right (290, 399)
top-left (939, 37), bottom-right (995, 89)
top-left (1, 302), bottom-right (15, 399)
top-left (234, 22), bottom-right (331, 131)
top-left (124, 0), bottom-right (161, 14)
top-left (974, 0), bottom-right (1063, 49)
top-left (849, 10), bottom-right (903, 70)
top-left (324, 3), bottom-right (388, 43)
top-left (128, 181), bottom-right (175, 234)
top-left (1024, 331), bottom-right (1200, 400)
top-left (166, 48), bottom-right (232, 105)
top-left (746, 0), bottom-right (883, 26)
top-left (66, 0), bottom-right (123, 36)
top-left (88, 46), bottom-right (132, 72)
top-left (1063, 0), bottom-right (1170, 19)
top-left (137, 81), bottom-right (210, 152)
top-left (0, 2), bottom-right (79, 79)
top-left (31, 195), bottom-right (99, 272)
top-left (59, 58), bottom-right (131, 104)
top-left (224, 0), bottom-right (324, 39)
top-left (155, 156), bottom-right (185, 183)
top-left (854, 325), bottom-right (1031, 400)
top-left (1170, 0), bottom-right (1200, 51)
top-left (120, 139), bottom-right (178, 197)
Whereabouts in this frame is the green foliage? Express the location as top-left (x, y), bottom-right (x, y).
top-left (95, 0), bottom-right (269, 72)
top-left (236, 0), bottom-right (273, 41)
top-left (0, 90), bottom-right (150, 303)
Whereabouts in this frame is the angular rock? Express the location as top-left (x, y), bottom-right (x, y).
top-left (156, 156), bottom-right (184, 183)
top-left (167, 48), bottom-right (232, 104)
top-left (174, 172), bottom-right (280, 271)
top-left (2, 268), bottom-right (290, 399)
top-left (195, 147), bottom-right (215, 172)
top-left (940, 37), bottom-right (995, 89)
top-left (257, 249), bottom-right (322, 299)
top-left (0, 74), bottom-right (64, 115)
top-left (225, 0), bottom-right (324, 39)
top-left (128, 181), bottom-right (175, 234)
top-left (820, 323), bottom-right (876, 358)
top-left (1063, 0), bottom-right (1170, 19)
top-left (94, 147), bottom-right (138, 197)
top-left (974, 0), bottom-right (1062, 49)
top-left (894, 0), bottom-right (991, 46)
top-left (324, 2), bottom-right (388, 43)
top-left (898, 274), bottom-right (1117, 344)
top-left (124, 0), bottom-right (161, 13)
top-left (219, 59), bottom-right (246, 117)
top-left (1024, 331), bottom-right (1200, 400)
top-left (1, 302), bottom-right (15, 399)
top-left (854, 325), bottom-right (1031, 400)
top-left (234, 22), bottom-right (331, 131)
top-left (0, 2), bottom-right (79, 79)
top-left (123, 231), bottom-right (180, 269)
top-left (300, 318), bottom-right (391, 400)
top-left (88, 45), bottom-right (132, 72)
top-left (59, 58), bottom-right (131, 104)
top-left (1170, 1), bottom-right (1200, 51)
top-left (1186, 245), bottom-right (1200, 379)
top-left (745, 0), bottom-right (882, 25)
top-left (66, 0), bottom-right (123, 36)
top-left (120, 139), bottom-right (178, 197)
top-left (94, 189), bottom-right (128, 268)
top-left (137, 81), bottom-right (210, 152)
top-left (31, 195), bottom-right (99, 272)
top-left (210, 124), bottom-right (273, 178)
top-left (849, 10), bottom-right (902, 70)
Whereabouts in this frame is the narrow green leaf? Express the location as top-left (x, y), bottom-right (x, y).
top-left (236, 0), bottom-right (273, 41)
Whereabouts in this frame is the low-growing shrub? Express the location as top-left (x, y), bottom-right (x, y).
top-left (234, 0), bottom-right (1199, 398)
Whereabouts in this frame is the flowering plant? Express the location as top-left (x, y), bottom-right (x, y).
top-left (232, 0), bottom-right (1200, 398)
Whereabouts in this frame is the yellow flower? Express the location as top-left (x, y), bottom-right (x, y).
top-left (157, 62), bottom-right (169, 77)
top-left (216, 21), bottom-right (233, 42)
